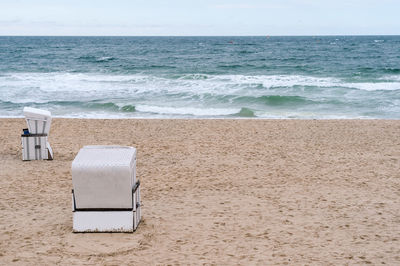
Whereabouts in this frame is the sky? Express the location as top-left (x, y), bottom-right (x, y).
top-left (0, 0), bottom-right (399, 36)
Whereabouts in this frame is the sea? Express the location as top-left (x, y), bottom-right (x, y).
top-left (0, 36), bottom-right (399, 119)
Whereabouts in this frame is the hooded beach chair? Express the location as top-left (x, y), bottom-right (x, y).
top-left (21, 107), bottom-right (53, 160)
top-left (71, 145), bottom-right (141, 232)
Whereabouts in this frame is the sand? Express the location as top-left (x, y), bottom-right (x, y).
top-left (0, 118), bottom-right (399, 265)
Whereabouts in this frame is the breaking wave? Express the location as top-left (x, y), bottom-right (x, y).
top-left (0, 72), bottom-right (399, 118)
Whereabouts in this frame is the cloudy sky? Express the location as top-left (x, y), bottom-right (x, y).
top-left (0, 0), bottom-right (399, 36)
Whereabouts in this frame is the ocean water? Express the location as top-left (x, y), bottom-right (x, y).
top-left (0, 36), bottom-right (399, 119)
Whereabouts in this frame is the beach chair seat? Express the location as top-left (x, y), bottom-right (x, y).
top-left (21, 107), bottom-right (53, 160)
top-left (71, 145), bottom-right (141, 232)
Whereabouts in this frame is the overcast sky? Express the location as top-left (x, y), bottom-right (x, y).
top-left (0, 0), bottom-right (399, 36)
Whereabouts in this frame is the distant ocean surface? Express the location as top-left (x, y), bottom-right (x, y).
top-left (1, 36), bottom-right (399, 119)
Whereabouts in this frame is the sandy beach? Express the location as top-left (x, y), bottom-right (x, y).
top-left (0, 118), bottom-right (399, 265)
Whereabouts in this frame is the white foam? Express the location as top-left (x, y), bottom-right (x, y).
top-left (343, 82), bottom-right (400, 91)
top-left (379, 75), bottom-right (400, 82)
top-left (1, 72), bottom-right (399, 118)
top-left (1, 72), bottom-right (398, 99)
top-left (135, 105), bottom-right (239, 116)
top-left (259, 75), bottom-right (339, 89)
top-left (96, 56), bottom-right (114, 62)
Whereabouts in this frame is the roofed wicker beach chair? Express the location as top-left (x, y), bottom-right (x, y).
top-left (21, 107), bottom-right (53, 160)
top-left (71, 145), bottom-right (141, 233)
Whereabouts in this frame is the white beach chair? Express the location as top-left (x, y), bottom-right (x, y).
top-left (21, 107), bottom-right (53, 160)
top-left (71, 145), bottom-right (141, 233)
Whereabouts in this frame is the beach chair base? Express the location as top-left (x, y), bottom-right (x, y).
top-left (72, 182), bottom-right (141, 233)
top-left (21, 133), bottom-right (53, 161)
top-left (73, 210), bottom-right (141, 233)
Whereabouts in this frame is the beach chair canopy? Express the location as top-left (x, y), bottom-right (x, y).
top-left (72, 146), bottom-right (137, 209)
top-left (23, 107), bottom-right (52, 134)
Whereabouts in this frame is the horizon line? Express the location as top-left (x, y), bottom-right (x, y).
top-left (0, 34), bottom-right (399, 37)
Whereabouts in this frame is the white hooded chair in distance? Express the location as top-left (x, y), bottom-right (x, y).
top-left (21, 107), bottom-right (53, 160)
top-left (72, 146), bottom-right (141, 232)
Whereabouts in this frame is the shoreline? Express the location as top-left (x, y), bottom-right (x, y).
top-left (1, 118), bottom-right (399, 264)
top-left (1, 116), bottom-right (400, 120)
